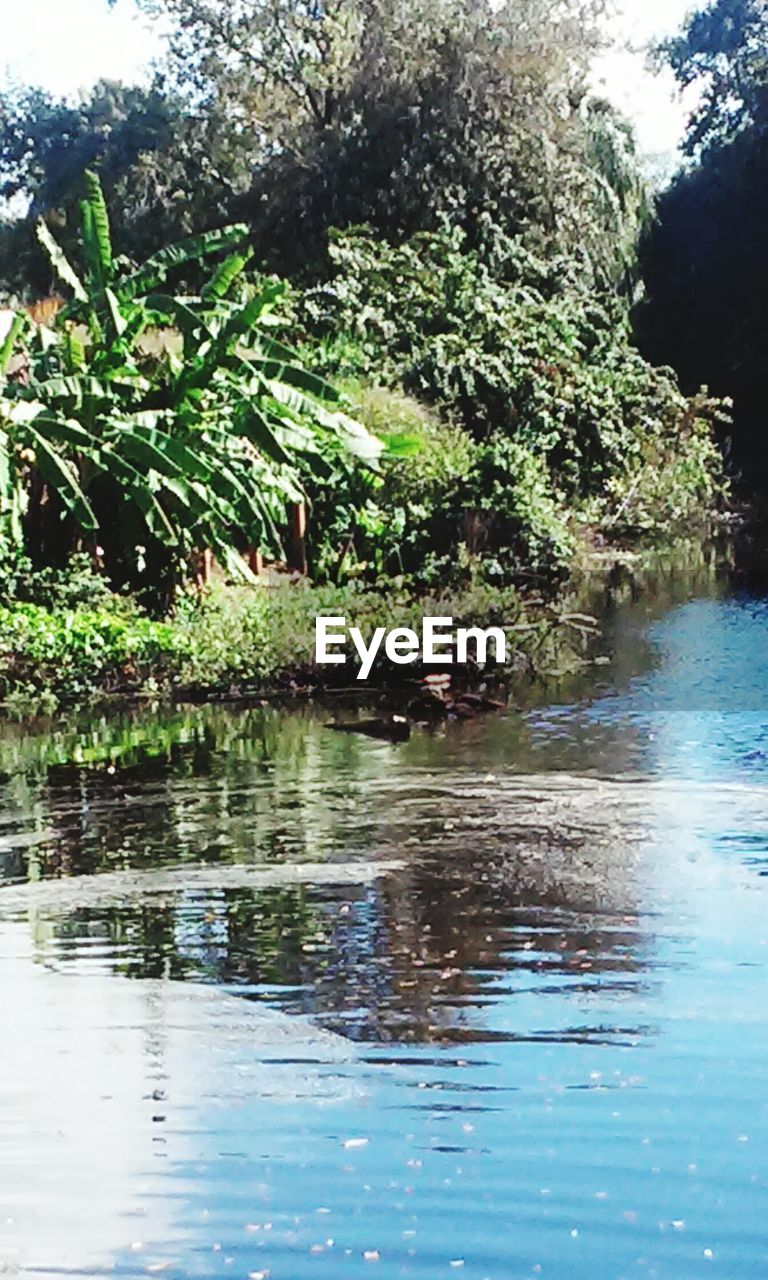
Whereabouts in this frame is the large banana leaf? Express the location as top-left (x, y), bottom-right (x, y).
top-left (117, 226), bottom-right (250, 302)
top-left (36, 222), bottom-right (87, 303)
top-left (83, 170), bottom-right (113, 286)
top-left (25, 426), bottom-right (97, 529)
top-left (201, 251), bottom-right (254, 302)
top-left (0, 312), bottom-right (25, 374)
top-left (8, 173), bottom-right (382, 581)
top-left (0, 431), bottom-right (25, 546)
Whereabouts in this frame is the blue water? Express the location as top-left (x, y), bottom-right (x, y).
top-left (1, 584), bottom-right (768, 1277)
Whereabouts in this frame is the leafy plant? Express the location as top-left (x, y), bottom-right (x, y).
top-left (300, 221), bottom-right (726, 574)
top-left (0, 548), bottom-right (116, 610)
top-left (0, 600), bottom-right (186, 710)
top-left (0, 171), bottom-right (381, 598)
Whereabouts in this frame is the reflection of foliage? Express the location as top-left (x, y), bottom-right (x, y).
top-left (0, 700), bottom-right (386, 885)
top-left (217, 887), bottom-right (324, 985)
top-left (46, 886), bottom-right (330, 988)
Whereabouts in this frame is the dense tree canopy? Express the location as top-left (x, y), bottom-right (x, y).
top-left (0, 79), bottom-right (246, 297)
top-left (137, 0), bottom-right (647, 283)
top-left (659, 0), bottom-right (768, 154)
top-left (0, 0), bottom-right (650, 294)
top-left (639, 0), bottom-right (768, 482)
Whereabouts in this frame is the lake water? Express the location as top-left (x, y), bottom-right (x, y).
top-left (1, 571), bottom-right (768, 1278)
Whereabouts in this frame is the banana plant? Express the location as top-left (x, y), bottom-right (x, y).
top-left (0, 171), bottom-right (381, 583)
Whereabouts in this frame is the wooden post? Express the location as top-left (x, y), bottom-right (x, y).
top-left (193, 548), bottom-right (214, 589)
top-left (463, 507), bottom-right (486, 555)
top-left (245, 547), bottom-right (263, 577)
top-left (286, 502), bottom-right (308, 575)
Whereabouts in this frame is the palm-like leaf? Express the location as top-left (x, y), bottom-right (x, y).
top-left (25, 424), bottom-right (97, 529)
top-left (0, 312), bottom-right (25, 374)
top-left (3, 178), bottom-right (382, 581)
top-left (201, 250), bottom-right (254, 301)
top-left (83, 170), bottom-right (113, 284)
top-left (117, 225), bottom-right (250, 302)
top-left (36, 221), bottom-right (87, 303)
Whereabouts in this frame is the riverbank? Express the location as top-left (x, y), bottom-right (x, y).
top-left (0, 531), bottom-right (732, 718)
top-left (0, 578), bottom-right (594, 717)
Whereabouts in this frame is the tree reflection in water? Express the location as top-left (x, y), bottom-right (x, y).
top-left (0, 699), bottom-right (655, 1049)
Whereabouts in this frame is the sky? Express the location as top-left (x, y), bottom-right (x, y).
top-left (1, 0), bottom-right (159, 97)
top-left (1, 0), bottom-right (699, 161)
top-left (592, 0), bottom-right (698, 162)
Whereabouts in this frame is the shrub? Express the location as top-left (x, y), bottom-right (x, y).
top-left (174, 586), bottom-right (270, 689)
top-left (0, 601), bottom-right (186, 710)
top-left (298, 382), bottom-right (476, 581)
top-left (299, 222), bottom-right (726, 572)
top-left (464, 437), bottom-right (575, 579)
top-left (0, 550), bottom-right (118, 611)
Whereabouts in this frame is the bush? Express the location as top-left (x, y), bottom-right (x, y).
top-left (175, 577), bottom-right (558, 690)
top-left (299, 222), bottom-right (726, 572)
top-left (0, 601), bottom-right (186, 711)
top-left (0, 550), bottom-right (118, 611)
top-left (464, 437), bottom-right (575, 579)
top-left (298, 382), bottom-right (476, 581)
top-left (174, 586), bottom-right (270, 689)
top-left (594, 390), bottom-right (726, 537)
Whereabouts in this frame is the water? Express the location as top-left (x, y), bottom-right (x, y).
top-left (2, 575), bottom-right (768, 1277)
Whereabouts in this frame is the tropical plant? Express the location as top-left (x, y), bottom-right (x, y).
top-left (0, 599), bottom-right (186, 711)
top-left (0, 171), bottom-right (380, 596)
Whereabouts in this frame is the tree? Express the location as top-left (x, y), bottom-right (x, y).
top-left (0, 80), bottom-right (247, 297)
top-left (132, 0), bottom-right (647, 288)
top-left (1, 2), bottom-right (649, 297)
top-left (659, 0), bottom-right (768, 154)
top-left (639, 0), bottom-right (768, 482)
top-left (0, 172), bottom-right (380, 599)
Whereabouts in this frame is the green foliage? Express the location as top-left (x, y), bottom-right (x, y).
top-left (594, 390), bottom-right (726, 537)
top-left (302, 223), bottom-right (631, 468)
top-left (125, 0), bottom-right (648, 288)
top-left (0, 600), bottom-right (186, 712)
top-left (291, 383), bottom-right (471, 581)
top-left (0, 81), bottom-right (242, 297)
top-left (464, 438), bottom-right (575, 579)
top-left (174, 577), bottom-right (558, 691)
top-left (0, 0), bottom-right (733, 614)
top-left (174, 584), bottom-right (270, 688)
top-left (300, 223), bottom-right (724, 573)
top-left (0, 172), bottom-right (379, 598)
top-left (0, 549), bottom-right (116, 610)
top-left (658, 0), bottom-right (768, 155)
top-left (640, 0), bottom-right (767, 483)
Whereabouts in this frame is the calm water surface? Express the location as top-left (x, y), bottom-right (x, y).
top-left (1, 573), bottom-right (768, 1278)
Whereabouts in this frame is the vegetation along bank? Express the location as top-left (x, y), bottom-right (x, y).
top-left (0, 0), bottom-right (753, 715)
